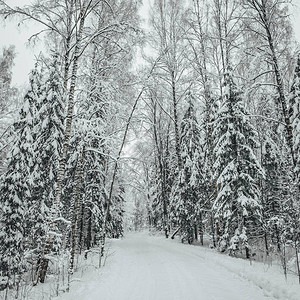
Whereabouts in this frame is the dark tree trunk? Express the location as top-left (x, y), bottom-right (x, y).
top-left (152, 100), bottom-right (169, 238)
top-left (211, 213), bottom-right (216, 248)
top-left (78, 201), bottom-right (85, 255)
top-left (199, 212), bottom-right (204, 246)
top-left (171, 71), bottom-right (182, 171)
top-left (85, 207), bottom-right (92, 259)
top-left (295, 240), bottom-right (300, 284)
top-left (275, 224), bottom-right (281, 252)
top-left (69, 146), bottom-right (85, 274)
top-left (264, 232), bottom-right (269, 256)
top-left (194, 224), bottom-right (198, 241)
top-left (38, 259), bottom-right (49, 284)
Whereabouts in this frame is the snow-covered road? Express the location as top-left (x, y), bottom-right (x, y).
top-left (95, 232), bottom-right (268, 300)
top-left (55, 231), bottom-right (298, 300)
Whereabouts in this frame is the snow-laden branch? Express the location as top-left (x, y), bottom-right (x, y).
top-left (209, 114), bottom-right (285, 126)
top-left (0, 1), bottom-right (62, 36)
top-left (84, 147), bottom-right (117, 161)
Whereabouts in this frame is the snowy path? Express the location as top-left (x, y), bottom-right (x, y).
top-left (54, 231), bottom-right (300, 300)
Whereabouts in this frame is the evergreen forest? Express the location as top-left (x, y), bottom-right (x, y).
top-left (0, 0), bottom-right (300, 298)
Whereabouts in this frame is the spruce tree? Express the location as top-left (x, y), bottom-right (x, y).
top-left (29, 56), bottom-right (65, 263)
top-left (172, 94), bottom-right (204, 243)
top-left (213, 69), bottom-right (264, 257)
top-left (261, 137), bottom-right (282, 252)
top-left (82, 134), bottom-right (106, 252)
top-left (0, 68), bottom-right (41, 288)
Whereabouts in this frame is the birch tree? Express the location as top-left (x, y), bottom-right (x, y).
top-left (149, 0), bottom-right (192, 171)
top-left (243, 0), bottom-right (296, 167)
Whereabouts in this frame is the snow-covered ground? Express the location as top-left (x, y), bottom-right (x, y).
top-left (53, 231), bottom-right (300, 300)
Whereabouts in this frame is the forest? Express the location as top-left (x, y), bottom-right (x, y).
top-left (0, 0), bottom-right (300, 298)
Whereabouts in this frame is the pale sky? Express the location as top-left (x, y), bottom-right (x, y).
top-left (0, 0), bottom-right (42, 86)
top-left (0, 0), bottom-right (300, 86)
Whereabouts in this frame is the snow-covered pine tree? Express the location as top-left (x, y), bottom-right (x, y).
top-left (202, 90), bottom-right (219, 247)
top-left (108, 178), bottom-right (125, 238)
top-left (0, 68), bottom-right (41, 289)
top-left (82, 144), bottom-right (106, 255)
top-left (213, 68), bottom-right (264, 258)
top-left (29, 55), bottom-right (65, 276)
top-left (170, 93), bottom-right (204, 244)
top-left (261, 137), bottom-right (282, 252)
top-left (271, 143), bottom-right (298, 277)
top-left (35, 54), bottom-right (64, 208)
top-left (259, 101), bottom-right (298, 273)
top-left (80, 120), bottom-right (107, 256)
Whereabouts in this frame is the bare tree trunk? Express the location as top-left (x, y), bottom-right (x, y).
top-left (211, 212), bottom-right (216, 248)
top-left (199, 212), bottom-right (204, 246)
top-left (243, 218), bottom-right (250, 259)
top-left (152, 100), bottom-right (169, 238)
top-left (264, 232), bottom-right (269, 256)
top-left (281, 243), bottom-right (287, 280)
top-left (78, 200), bottom-right (85, 255)
top-left (84, 206), bottom-right (93, 259)
top-left (294, 240), bottom-right (300, 284)
top-left (69, 146), bottom-right (85, 275)
top-left (171, 71), bottom-right (182, 171)
top-left (194, 224), bottom-right (198, 241)
top-left (275, 225), bottom-right (281, 252)
top-left (171, 226), bottom-right (180, 239)
top-left (214, 0), bottom-right (226, 73)
top-left (63, 0), bottom-right (74, 91)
